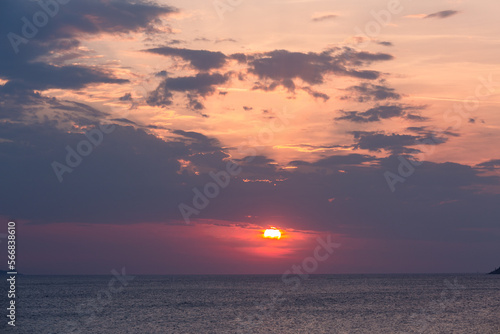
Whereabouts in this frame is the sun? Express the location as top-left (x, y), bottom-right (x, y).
top-left (263, 228), bottom-right (281, 239)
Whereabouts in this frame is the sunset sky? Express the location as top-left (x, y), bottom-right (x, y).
top-left (1, 0), bottom-right (499, 275)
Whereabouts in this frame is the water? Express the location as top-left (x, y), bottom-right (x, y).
top-left (2, 274), bottom-right (499, 333)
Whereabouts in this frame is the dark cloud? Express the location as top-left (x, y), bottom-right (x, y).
top-left (194, 37), bottom-right (211, 42)
top-left (425, 10), bottom-right (460, 19)
top-left (377, 41), bottom-right (393, 47)
top-left (229, 53), bottom-right (249, 64)
top-left (290, 154), bottom-right (378, 167)
top-left (111, 118), bottom-right (137, 125)
top-left (246, 48), bottom-right (393, 92)
top-left (243, 106), bottom-right (253, 111)
top-left (144, 46), bottom-right (393, 109)
top-left (0, 84), bottom-right (45, 121)
top-left (144, 47), bottom-right (227, 71)
top-left (0, 0), bottom-right (176, 91)
top-left (276, 143), bottom-right (350, 153)
top-left (119, 93), bottom-right (133, 102)
top-left (406, 126), bottom-right (459, 138)
top-left (2, 0), bottom-right (177, 47)
top-left (147, 73), bottom-right (230, 110)
top-left (0, 122), bottom-right (228, 224)
top-left (186, 94), bottom-right (207, 114)
top-left (232, 156), bottom-right (281, 177)
top-left (173, 130), bottom-right (222, 153)
top-left (405, 114), bottom-right (429, 121)
top-left (155, 70), bottom-right (169, 77)
top-left (476, 159), bottom-right (500, 169)
top-left (161, 73), bottom-right (229, 95)
top-left (336, 104), bottom-right (425, 123)
top-left (353, 51), bottom-right (394, 62)
top-left (49, 100), bottom-right (108, 120)
top-left (0, 61), bottom-right (128, 91)
top-left (0, 84), bottom-right (110, 126)
top-left (215, 38), bottom-right (238, 44)
top-left (245, 156), bottom-right (275, 165)
top-left (302, 87), bottom-right (330, 101)
top-left (252, 80), bottom-right (294, 93)
top-left (341, 83), bottom-right (401, 102)
top-left (166, 39), bottom-right (184, 45)
top-left (350, 130), bottom-right (448, 154)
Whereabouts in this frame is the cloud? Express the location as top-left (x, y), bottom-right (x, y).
top-left (406, 126), bottom-right (459, 138)
top-left (144, 46), bottom-right (394, 110)
top-left (215, 38), bottom-right (238, 44)
top-left (290, 154), bottom-right (378, 167)
top-left (312, 14), bottom-right (338, 22)
top-left (229, 53), bottom-right (249, 64)
top-left (341, 82), bottom-right (401, 102)
top-left (156, 72), bottom-right (229, 96)
top-left (476, 159), bottom-right (500, 169)
top-left (425, 10), bottom-right (460, 19)
top-left (147, 73), bottom-right (230, 109)
top-left (1, 0), bottom-right (177, 45)
top-left (166, 39), bottom-right (184, 45)
top-left (144, 47), bottom-right (228, 71)
top-left (246, 48), bottom-right (393, 93)
top-left (350, 130), bottom-right (448, 154)
top-left (377, 41), bottom-right (393, 47)
top-left (0, 121), bottom-right (229, 224)
top-left (173, 129), bottom-right (223, 154)
top-left (155, 70), bottom-right (169, 77)
top-left (276, 143), bottom-right (350, 153)
top-left (119, 93), bottom-right (133, 102)
top-left (0, 83), bottom-right (110, 126)
top-left (112, 118), bottom-right (137, 125)
top-left (0, 60), bottom-right (128, 91)
top-left (302, 87), bottom-right (330, 101)
top-left (0, 0), bottom-right (177, 90)
top-left (336, 104), bottom-right (425, 123)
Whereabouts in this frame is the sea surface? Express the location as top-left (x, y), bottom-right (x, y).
top-left (1, 274), bottom-right (499, 333)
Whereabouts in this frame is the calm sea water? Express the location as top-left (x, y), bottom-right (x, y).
top-left (1, 274), bottom-right (499, 333)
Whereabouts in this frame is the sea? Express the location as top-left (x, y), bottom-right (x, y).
top-left (1, 274), bottom-right (499, 333)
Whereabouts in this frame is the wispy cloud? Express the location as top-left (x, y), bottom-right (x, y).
top-left (425, 10), bottom-right (461, 19)
top-left (215, 38), bottom-right (238, 44)
top-left (405, 10), bottom-right (461, 19)
top-left (312, 13), bottom-right (338, 22)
